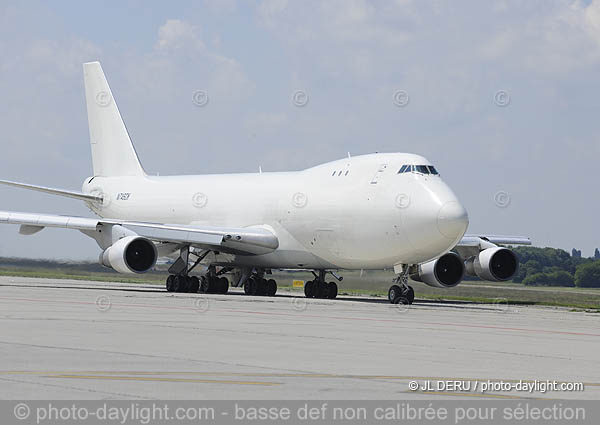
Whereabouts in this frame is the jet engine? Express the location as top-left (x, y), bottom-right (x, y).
top-left (412, 252), bottom-right (465, 288)
top-left (100, 235), bottom-right (157, 274)
top-left (465, 247), bottom-right (518, 281)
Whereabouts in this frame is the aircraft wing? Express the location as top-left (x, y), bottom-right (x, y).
top-left (454, 234), bottom-right (531, 259)
top-left (0, 210), bottom-right (278, 255)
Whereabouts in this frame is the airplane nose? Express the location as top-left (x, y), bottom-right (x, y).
top-left (437, 201), bottom-right (469, 240)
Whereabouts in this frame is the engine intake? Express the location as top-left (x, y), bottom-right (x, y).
top-left (100, 235), bottom-right (157, 274)
top-left (465, 247), bottom-right (518, 281)
top-left (412, 252), bottom-right (465, 288)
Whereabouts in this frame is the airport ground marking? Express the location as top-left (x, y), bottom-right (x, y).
top-left (0, 371), bottom-right (596, 387)
top-left (46, 374), bottom-right (281, 386)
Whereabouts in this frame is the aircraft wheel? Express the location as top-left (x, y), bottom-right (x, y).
top-left (200, 276), bottom-right (209, 293)
top-left (184, 276), bottom-right (194, 293)
top-left (388, 285), bottom-right (402, 303)
top-left (166, 275), bottom-right (175, 292)
top-left (405, 285), bottom-right (415, 304)
top-left (266, 279), bottom-right (277, 296)
top-left (304, 280), bottom-right (315, 298)
top-left (247, 277), bottom-right (258, 295)
top-left (327, 281), bottom-right (338, 299)
top-left (220, 277), bottom-right (229, 294)
top-left (256, 278), bottom-right (267, 296)
top-left (243, 278), bottom-right (252, 295)
top-left (173, 275), bottom-right (185, 293)
top-left (315, 281), bottom-right (327, 299)
top-left (392, 296), bottom-right (410, 305)
top-left (189, 276), bottom-right (200, 293)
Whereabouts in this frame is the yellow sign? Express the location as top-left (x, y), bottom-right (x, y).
top-left (292, 280), bottom-right (304, 288)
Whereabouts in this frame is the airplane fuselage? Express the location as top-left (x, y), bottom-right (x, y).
top-left (83, 152), bottom-right (469, 270)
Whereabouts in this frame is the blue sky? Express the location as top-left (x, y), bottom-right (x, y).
top-left (1, 0), bottom-right (599, 259)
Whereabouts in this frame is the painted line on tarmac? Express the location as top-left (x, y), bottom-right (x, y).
top-left (47, 374), bottom-right (281, 386)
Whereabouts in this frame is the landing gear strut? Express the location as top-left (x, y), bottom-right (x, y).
top-left (388, 266), bottom-right (414, 304)
top-left (304, 270), bottom-right (339, 299)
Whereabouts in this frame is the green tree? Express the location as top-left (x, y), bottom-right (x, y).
top-left (545, 271), bottom-right (575, 287)
top-left (575, 261), bottom-right (600, 288)
top-left (522, 272), bottom-right (548, 286)
top-left (522, 270), bottom-right (574, 287)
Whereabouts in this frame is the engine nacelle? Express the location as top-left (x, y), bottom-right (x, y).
top-left (100, 235), bottom-right (157, 274)
top-left (465, 247), bottom-right (518, 281)
top-left (412, 252), bottom-right (465, 288)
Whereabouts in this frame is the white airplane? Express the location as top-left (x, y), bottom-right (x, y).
top-left (0, 62), bottom-right (530, 304)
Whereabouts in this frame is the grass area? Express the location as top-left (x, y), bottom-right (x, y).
top-left (0, 267), bottom-right (164, 285)
top-left (1, 266), bottom-right (599, 311)
top-left (272, 270), bottom-right (600, 311)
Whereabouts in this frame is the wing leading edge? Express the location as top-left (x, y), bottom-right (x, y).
top-left (0, 210), bottom-right (278, 255)
top-left (454, 234), bottom-right (531, 259)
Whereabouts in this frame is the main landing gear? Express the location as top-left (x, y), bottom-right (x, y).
top-left (165, 269), bottom-right (229, 294)
top-left (243, 272), bottom-right (278, 297)
top-left (388, 266), bottom-right (414, 304)
top-left (166, 274), bottom-right (200, 293)
top-left (165, 248), bottom-right (229, 294)
top-left (304, 270), bottom-right (339, 299)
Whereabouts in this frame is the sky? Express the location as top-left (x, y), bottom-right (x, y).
top-left (0, 0), bottom-right (599, 260)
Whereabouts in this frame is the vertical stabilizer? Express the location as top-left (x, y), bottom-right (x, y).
top-left (83, 62), bottom-right (145, 177)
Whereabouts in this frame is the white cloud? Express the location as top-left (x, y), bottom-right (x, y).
top-left (156, 19), bottom-right (205, 51)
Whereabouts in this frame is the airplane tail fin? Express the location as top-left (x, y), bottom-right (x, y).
top-left (83, 61), bottom-right (145, 177)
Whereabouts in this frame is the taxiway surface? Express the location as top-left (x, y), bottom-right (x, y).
top-left (0, 276), bottom-right (598, 399)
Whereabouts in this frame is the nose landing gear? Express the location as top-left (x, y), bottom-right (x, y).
top-left (389, 266), bottom-right (415, 304)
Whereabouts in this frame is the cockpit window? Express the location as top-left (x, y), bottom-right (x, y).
top-left (427, 165), bottom-right (439, 175)
top-left (398, 164), bottom-right (440, 175)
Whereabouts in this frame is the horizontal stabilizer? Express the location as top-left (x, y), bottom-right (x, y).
top-left (0, 179), bottom-right (102, 203)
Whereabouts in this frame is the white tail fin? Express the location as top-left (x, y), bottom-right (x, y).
top-left (83, 62), bottom-right (145, 177)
